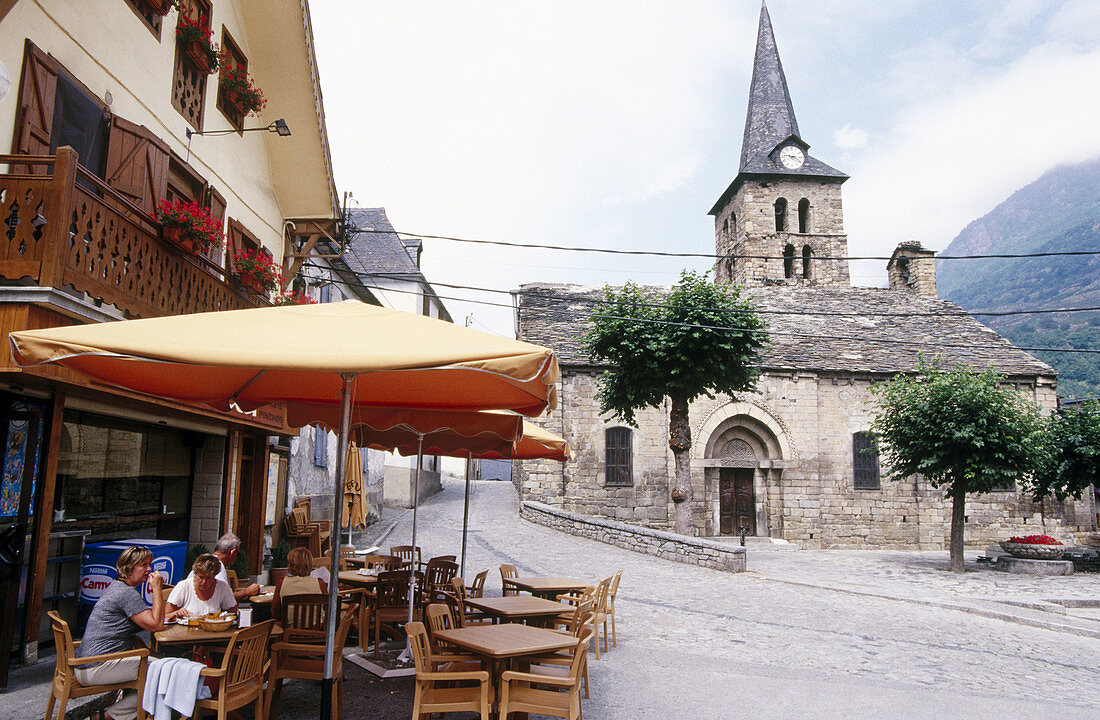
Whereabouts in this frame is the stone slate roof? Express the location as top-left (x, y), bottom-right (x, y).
top-left (515, 282), bottom-right (1056, 378)
top-left (344, 208), bottom-right (420, 275)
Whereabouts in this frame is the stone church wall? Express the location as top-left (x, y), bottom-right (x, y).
top-left (518, 369), bottom-right (1086, 550)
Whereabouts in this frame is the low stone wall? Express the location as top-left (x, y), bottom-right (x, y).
top-left (521, 501), bottom-right (746, 572)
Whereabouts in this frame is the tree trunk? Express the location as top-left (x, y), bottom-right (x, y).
top-left (949, 485), bottom-right (966, 573)
top-left (669, 393), bottom-right (693, 536)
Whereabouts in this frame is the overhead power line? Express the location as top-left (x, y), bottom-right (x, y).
top-left (349, 228), bottom-right (1100, 263)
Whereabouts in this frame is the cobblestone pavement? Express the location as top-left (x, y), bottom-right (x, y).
top-left (5, 478), bottom-right (1099, 719)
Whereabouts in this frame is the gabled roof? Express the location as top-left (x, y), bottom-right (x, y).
top-left (514, 283), bottom-right (1055, 379)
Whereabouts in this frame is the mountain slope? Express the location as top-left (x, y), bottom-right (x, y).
top-left (936, 158), bottom-right (1100, 399)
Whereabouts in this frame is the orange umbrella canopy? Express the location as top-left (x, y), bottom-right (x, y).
top-left (9, 301), bottom-right (559, 418)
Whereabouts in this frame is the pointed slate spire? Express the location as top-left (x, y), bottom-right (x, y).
top-left (740, 1), bottom-right (800, 171)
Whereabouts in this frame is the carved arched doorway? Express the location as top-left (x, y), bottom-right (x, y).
top-left (700, 410), bottom-right (787, 537)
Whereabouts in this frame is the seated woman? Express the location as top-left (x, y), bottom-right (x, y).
top-left (75, 545), bottom-right (165, 720)
top-left (167, 553), bottom-right (238, 620)
top-left (272, 546), bottom-right (328, 621)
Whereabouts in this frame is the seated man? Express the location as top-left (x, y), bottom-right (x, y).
top-left (186, 533), bottom-right (261, 601)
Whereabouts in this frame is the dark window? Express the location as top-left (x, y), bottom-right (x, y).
top-left (319, 283), bottom-right (333, 304)
top-left (783, 244), bottom-right (795, 279)
top-left (802, 244), bottom-right (812, 279)
top-left (798, 198), bottom-right (810, 233)
top-left (604, 427), bottom-right (632, 487)
top-left (853, 431), bottom-right (880, 489)
top-left (49, 73), bottom-right (109, 181)
top-left (774, 198), bottom-right (787, 231)
top-left (313, 426), bottom-right (328, 467)
top-left (217, 30), bottom-right (248, 130)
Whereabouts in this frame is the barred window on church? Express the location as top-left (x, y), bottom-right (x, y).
top-left (853, 431), bottom-right (880, 489)
top-left (605, 427), bottom-right (633, 487)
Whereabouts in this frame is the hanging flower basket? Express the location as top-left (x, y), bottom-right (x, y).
top-left (275, 290), bottom-right (317, 306)
top-left (232, 248), bottom-right (281, 295)
top-left (177, 12), bottom-right (219, 74)
top-left (156, 199), bottom-right (223, 256)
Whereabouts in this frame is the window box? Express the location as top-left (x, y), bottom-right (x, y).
top-left (139, 0), bottom-right (176, 16)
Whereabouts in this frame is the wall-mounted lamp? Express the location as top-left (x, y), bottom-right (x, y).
top-left (186, 118), bottom-right (291, 140)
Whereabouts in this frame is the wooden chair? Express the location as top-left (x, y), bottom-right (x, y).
top-left (224, 569), bottom-right (239, 591)
top-left (499, 564), bottom-right (519, 596)
top-left (294, 496), bottom-right (332, 538)
top-left (371, 570), bottom-right (415, 658)
top-left (591, 577), bottom-right (613, 658)
top-left (427, 554), bottom-right (457, 564)
top-left (192, 620), bottom-right (274, 720)
top-left (44, 611), bottom-right (150, 720)
top-left (266, 608), bottom-right (356, 719)
top-left (407, 621), bottom-right (492, 720)
top-left (339, 544), bottom-right (357, 571)
top-left (499, 635), bottom-right (588, 720)
top-left (468, 570), bottom-right (487, 598)
top-left (449, 577), bottom-right (489, 626)
top-left (538, 600), bottom-right (594, 698)
top-left (285, 507), bottom-right (323, 557)
top-left (280, 592), bottom-right (328, 631)
top-left (607, 569), bottom-right (623, 648)
top-left (423, 602), bottom-right (483, 671)
top-left (420, 559), bottom-right (458, 611)
top-left (390, 545), bottom-right (421, 571)
top-left (362, 554), bottom-right (401, 572)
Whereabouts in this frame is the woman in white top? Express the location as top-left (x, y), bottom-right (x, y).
top-left (167, 553), bottom-right (238, 619)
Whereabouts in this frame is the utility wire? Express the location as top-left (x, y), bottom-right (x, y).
top-left (349, 228), bottom-right (1100, 262)
top-left (305, 262), bottom-right (1100, 355)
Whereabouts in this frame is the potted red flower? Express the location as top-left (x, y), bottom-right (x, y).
top-left (176, 11), bottom-right (219, 74)
top-left (232, 248), bottom-right (281, 295)
top-left (219, 62), bottom-right (266, 116)
top-left (155, 198), bottom-right (223, 256)
top-left (1000, 534), bottom-right (1065, 560)
top-left (275, 289), bottom-right (317, 306)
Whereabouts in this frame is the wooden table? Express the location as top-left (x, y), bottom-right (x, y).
top-left (433, 624), bottom-right (575, 661)
top-left (464, 596), bottom-right (572, 626)
top-left (505, 577), bottom-right (590, 599)
top-left (153, 621), bottom-right (282, 650)
top-left (337, 570), bottom-right (380, 588)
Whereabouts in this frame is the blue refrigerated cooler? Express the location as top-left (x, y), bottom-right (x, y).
top-left (78, 538), bottom-right (186, 633)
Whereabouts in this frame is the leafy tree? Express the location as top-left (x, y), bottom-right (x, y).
top-left (870, 357), bottom-right (1045, 572)
top-left (1028, 399), bottom-right (1100, 502)
top-left (584, 270), bottom-right (767, 535)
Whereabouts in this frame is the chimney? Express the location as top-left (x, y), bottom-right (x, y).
top-left (887, 242), bottom-right (938, 298)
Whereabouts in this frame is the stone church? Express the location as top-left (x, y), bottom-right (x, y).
top-left (514, 3), bottom-right (1097, 549)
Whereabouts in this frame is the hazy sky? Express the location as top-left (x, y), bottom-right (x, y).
top-left (310, 0), bottom-right (1100, 336)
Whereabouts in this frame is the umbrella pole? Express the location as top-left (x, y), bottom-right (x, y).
top-left (460, 457), bottom-right (472, 578)
top-left (397, 434), bottom-right (424, 663)
top-left (321, 373), bottom-right (353, 720)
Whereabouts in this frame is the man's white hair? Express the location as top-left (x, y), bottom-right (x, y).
top-left (214, 532), bottom-right (241, 554)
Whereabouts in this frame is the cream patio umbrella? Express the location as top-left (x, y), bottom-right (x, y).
top-left (9, 300), bottom-right (558, 720)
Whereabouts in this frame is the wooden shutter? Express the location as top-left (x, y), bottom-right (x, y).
top-left (104, 116), bottom-right (170, 216)
top-left (205, 185), bottom-right (226, 264)
top-left (12, 40), bottom-right (59, 174)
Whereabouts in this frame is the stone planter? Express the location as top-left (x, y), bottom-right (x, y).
top-left (999, 541), bottom-right (1065, 560)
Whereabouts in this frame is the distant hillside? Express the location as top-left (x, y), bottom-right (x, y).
top-left (936, 158), bottom-right (1100, 399)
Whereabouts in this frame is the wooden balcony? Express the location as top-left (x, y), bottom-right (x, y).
top-left (0, 147), bottom-right (266, 320)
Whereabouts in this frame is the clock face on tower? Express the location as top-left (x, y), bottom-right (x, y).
top-left (779, 145), bottom-right (805, 169)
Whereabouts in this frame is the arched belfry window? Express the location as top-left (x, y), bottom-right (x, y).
top-left (605, 427), bottom-right (633, 487)
top-left (798, 198), bottom-right (810, 233)
top-left (802, 245), bottom-right (812, 279)
top-left (853, 431), bottom-right (880, 489)
top-left (783, 244), bottom-right (795, 279)
top-left (774, 198), bottom-right (787, 231)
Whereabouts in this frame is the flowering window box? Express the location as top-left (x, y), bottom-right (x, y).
top-left (156, 199), bottom-right (223, 256)
top-left (177, 12), bottom-right (219, 75)
top-left (232, 248), bottom-right (281, 296)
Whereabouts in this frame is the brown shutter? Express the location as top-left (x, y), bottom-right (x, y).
top-left (205, 185), bottom-right (227, 264)
top-left (12, 40), bottom-right (59, 174)
top-left (104, 116), bottom-right (170, 216)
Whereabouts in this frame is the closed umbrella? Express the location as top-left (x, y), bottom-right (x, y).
top-left (9, 300), bottom-right (558, 720)
top-left (343, 441), bottom-right (366, 532)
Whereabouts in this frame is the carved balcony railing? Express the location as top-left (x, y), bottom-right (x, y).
top-left (0, 148), bottom-right (266, 319)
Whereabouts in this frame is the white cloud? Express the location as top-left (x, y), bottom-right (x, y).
top-left (833, 124), bottom-right (869, 150)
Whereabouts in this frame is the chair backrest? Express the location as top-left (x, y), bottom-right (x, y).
top-left (287, 507), bottom-right (308, 533)
top-left (423, 559), bottom-right (458, 588)
top-left (425, 602), bottom-right (457, 636)
top-left (594, 576), bottom-right (612, 612)
top-left (363, 554), bottom-right (401, 572)
top-left (609, 570), bottom-right (622, 601)
top-left (377, 570), bottom-right (415, 610)
top-left (405, 621), bottom-right (432, 674)
top-left (427, 554), bottom-right (456, 564)
top-left (225, 569), bottom-right (239, 590)
top-left (562, 599), bottom-right (593, 638)
top-left (281, 592), bottom-right (328, 630)
top-left (390, 545), bottom-right (421, 569)
top-left (48, 611), bottom-right (76, 684)
top-left (469, 570), bottom-right (487, 598)
top-left (332, 608), bottom-right (357, 674)
top-left (445, 578), bottom-right (467, 625)
top-left (219, 620), bottom-right (273, 698)
top-left (500, 564), bottom-right (518, 595)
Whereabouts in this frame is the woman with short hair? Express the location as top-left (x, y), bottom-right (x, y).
top-left (75, 545), bottom-right (165, 720)
top-left (167, 553), bottom-right (238, 619)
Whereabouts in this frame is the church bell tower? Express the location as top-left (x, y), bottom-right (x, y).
top-left (711, 1), bottom-right (850, 287)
